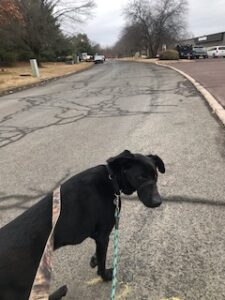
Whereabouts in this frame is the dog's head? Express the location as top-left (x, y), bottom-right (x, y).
top-left (107, 150), bottom-right (165, 208)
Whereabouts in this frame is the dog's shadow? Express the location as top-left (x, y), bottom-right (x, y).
top-left (164, 195), bottom-right (225, 208)
top-left (1, 193), bottom-right (225, 213)
top-left (124, 194), bottom-right (225, 208)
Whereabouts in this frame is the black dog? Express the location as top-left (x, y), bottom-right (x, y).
top-left (0, 150), bottom-right (165, 300)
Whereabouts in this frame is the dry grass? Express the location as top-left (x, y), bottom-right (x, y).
top-left (0, 62), bottom-right (93, 93)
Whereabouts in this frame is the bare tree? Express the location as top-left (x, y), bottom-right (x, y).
top-left (51, 0), bottom-right (95, 23)
top-left (114, 23), bottom-right (145, 57)
top-left (123, 0), bottom-right (188, 57)
top-left (49, 0), bottom-right (96, 34)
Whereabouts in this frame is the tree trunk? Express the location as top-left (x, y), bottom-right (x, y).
top-left (148, 43), bottom-right (154, 58)
top-left (32, 48), bottom-right (42, 67)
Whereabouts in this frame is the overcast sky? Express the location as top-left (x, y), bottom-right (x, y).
top-left (76, 0), bottom-right (225, 47)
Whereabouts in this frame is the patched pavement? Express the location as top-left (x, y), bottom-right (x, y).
top-left (169, 59), bottom-right (225, 108)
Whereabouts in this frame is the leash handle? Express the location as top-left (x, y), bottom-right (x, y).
top-left (29, 187), bottom-right (61, 300)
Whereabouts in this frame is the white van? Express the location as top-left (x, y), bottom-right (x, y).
top-left (207, 46), bottom-right (225, 58)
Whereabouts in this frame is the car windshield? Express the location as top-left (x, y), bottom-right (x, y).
top-left (194, 47), bottom-right (204, 50)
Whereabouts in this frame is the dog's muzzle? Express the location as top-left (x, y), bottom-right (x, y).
top-left (137, 181), bottom-right (162, 208)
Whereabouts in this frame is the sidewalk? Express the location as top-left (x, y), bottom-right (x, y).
top-left (168, 59), bottom-right (225, 108)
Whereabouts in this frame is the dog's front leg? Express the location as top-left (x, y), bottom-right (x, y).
top-left (49, 285), bottom-right (67, 300)
top-left (90, 252), bottom-right (97, 268)
top-left (95, 237), bottom-right (112, 281)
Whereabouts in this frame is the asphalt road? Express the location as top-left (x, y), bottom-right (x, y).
top-left (0, 60), bottom-right (225, 300)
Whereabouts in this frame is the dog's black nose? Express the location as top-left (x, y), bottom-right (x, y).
top-left (137, 182), bottom-right (162, 208)
top-left (149, 200), bottom-right (162, 208)
top-left (151, 194), bottom-right (162, 207)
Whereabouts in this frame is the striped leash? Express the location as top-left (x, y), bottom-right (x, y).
top-left (29, 187), bottom-right (61, 300)
top-left (110, 194), bottom-right (120, 300)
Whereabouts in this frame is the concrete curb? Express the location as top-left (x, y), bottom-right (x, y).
top-left (156, 62), bottom-right (225, 126)
top-left (0, 63), bottom-right (94, 98)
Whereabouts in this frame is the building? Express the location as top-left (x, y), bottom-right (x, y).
top-left (179, 31), bottom-right (225, 49)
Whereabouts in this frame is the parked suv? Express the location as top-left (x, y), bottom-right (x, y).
top-left (176, 44), bottom-right (194, 59)
top-left (176, 44), bottom-right (208, 59)
top-left (207, 46), bottom-right (225, 58)
top-left (192, 46), bottom-right (208, 59)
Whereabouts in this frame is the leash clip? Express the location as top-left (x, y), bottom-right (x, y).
top-left (113, 194), bottom-right (120, 210)
top-left (114, 194), bottom-right (120, 230)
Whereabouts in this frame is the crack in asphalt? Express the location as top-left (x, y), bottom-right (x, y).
top-left (0, 79), bottom-right (194, 149)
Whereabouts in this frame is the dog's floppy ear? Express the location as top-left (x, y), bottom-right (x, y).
top-left (107, 150), bottom-right (135, 171)
top-left (148, 155), bottom-right (165, 173)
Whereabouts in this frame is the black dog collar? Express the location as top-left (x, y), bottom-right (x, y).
top-left (106, 164), bottom-right (121, 196)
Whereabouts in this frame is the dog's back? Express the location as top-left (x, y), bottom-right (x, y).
top-left (0, 196), bottom-right (52, 299)
top-left (0, 166), bottom-right (111, 299)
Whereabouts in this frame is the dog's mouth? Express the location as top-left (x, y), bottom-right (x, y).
top-left (137, 181), bottom-right (162, 208)
top-left (122, 186), bottom-right (135, 195)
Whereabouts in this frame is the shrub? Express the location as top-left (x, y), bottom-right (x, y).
top-left (159, 49), bottom-right (179, 60)
top-left (17, 51), bottom-right (34, 62)
top-left (40, 50), bottom-right (57, 62)
top-left (65, 55), bottom-right (73, 61)
top-left (0, 50), bottom-right (17, 66)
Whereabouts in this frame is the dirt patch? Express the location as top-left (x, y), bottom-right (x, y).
top-left (0, 62), bottom-right (93, 94)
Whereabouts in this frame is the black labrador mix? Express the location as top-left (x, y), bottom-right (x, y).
top-left (0, 150), bottom-right (165, 300)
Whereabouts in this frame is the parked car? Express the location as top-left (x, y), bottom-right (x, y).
top-left (85, 55), bottom-right (94, 62)
top-left (207, 46), bottom-right (225, 58)
top-left (176, 44), bottom-right (208, 59)
top-left (94, 54), bottom-right (105, 64)
top-left (176, 44), bottom-right (195, 59)
top-left (192, 46), bottom-right (208, 59)
top-left (80, 52), bottom-right (88, 61)
top-left (56, 56), bottom-right (67, 62)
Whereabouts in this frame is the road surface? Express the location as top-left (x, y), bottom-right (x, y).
top-left (0, 60), bottom-right (225, 299)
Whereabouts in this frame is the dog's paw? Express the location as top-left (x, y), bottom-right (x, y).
top-left (98, 268), bottom-right (113, 281)
top-left (90, 255), bottom-right (97, 268)
top-left (49, 285), bottom-right (68, 300)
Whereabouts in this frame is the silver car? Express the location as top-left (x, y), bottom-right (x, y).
top-left (192, 46), bottom-right (208, 59)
